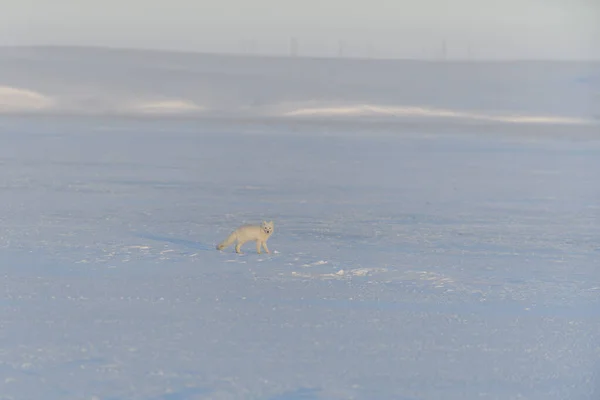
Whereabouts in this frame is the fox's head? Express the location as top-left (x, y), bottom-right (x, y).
top-left (261, 220), bottom-right (274, 235)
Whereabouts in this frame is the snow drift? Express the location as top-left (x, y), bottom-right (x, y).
top-left (0, 86), bottom-right (55, 113)
top-left (125, 100), bottom-right (206, 115)
top-left (278, 103), bottom-right (595, 125)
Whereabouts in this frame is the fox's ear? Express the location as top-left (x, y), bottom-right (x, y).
top-left (262, 220), bottom-right (267, 225)
top-left (269, 221), bottom-right (273, 224)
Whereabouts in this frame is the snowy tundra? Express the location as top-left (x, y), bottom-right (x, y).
top-left (0, 48), bottom-right (598, 399)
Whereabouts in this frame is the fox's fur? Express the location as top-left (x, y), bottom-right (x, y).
top-left (216, 221), bottom-right (274, 254)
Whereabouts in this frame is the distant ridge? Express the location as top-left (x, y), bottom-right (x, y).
top-left (0, 45), bottom-right (597, 125)
top-left (3, 44), bottom-right (599, 63)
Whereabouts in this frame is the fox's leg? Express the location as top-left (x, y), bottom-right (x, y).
top-left (235, 240), bottom-right (247, 254)
top-left (256, 240), bottom-right (262, 254)
top-left (262, 241), bottom-right (270, 254)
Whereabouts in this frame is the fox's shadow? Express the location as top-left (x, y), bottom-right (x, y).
top-left (137, 233), bottom-right (214, 251)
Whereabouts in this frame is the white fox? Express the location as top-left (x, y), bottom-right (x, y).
top-left (216, 221), bottom-right (274, 254)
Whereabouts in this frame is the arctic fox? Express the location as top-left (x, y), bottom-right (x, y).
top-left (216, 221), bottom-right (274, 254)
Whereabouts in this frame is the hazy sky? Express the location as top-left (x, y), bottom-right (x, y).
top-left (2, 0), bottom-right (599, 60)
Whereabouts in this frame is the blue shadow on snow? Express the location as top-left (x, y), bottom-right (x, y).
top-left (267, 387), bottom-right (321, 400)
top-left (136, 233), bottom-right (214, 251)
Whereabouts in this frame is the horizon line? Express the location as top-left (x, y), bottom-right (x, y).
top-left (2, 44), bottom-right (599, 63)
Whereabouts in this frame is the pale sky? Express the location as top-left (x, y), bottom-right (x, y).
top-left (2, 0), bottom-right (599, 60)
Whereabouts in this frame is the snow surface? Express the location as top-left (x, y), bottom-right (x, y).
top-left (0, 114), bottom-right (598, 399)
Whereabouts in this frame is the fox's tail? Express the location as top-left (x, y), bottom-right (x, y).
top-left (216, 232), bottom-right (236, 250)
